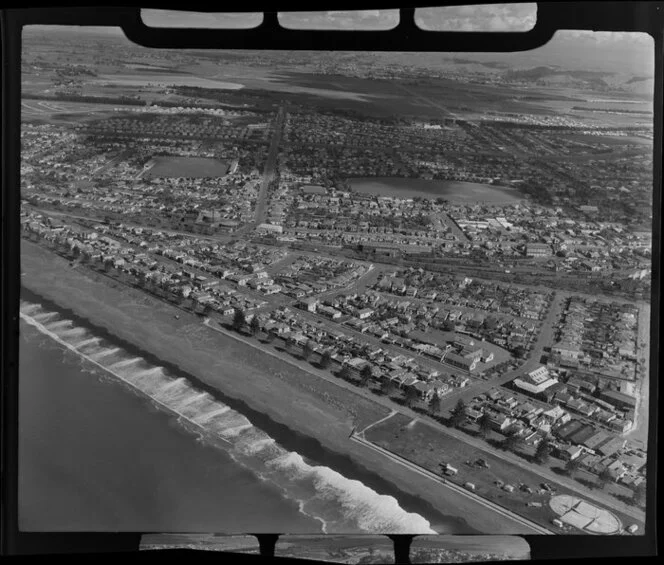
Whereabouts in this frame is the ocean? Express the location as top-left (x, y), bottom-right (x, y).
top-left (18, 299), bottom-right (471, 534)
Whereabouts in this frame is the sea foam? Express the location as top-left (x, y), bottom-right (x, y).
top-left (20, 301), bottom-right (437, 535)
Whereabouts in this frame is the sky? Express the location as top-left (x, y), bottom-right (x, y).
top-left (26, 6), bottom-right (654, 77)
top-left (139, 6), bottom-right (539, 30)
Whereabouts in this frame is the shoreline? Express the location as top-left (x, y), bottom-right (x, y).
top-left (20, 240), bottom-right (545, 534)
top-left (19, 287), bottom-right (456, 535)
top-left (625, 302), bottom-right (651, 447)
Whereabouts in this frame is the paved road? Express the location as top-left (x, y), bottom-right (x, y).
top-left (250, 105), bottom-right (285, 229)
top-left (36, 232), bottom-right (642, 529)
top-left (350, 434), bottom-right (553, 535)
top-left (624, 302), bottom-right (651, 447)
top-left (92, 149), bottom-right (134, 177)
top-left (200, 314), bottom-right (643, 526)
top-left (294, 306), bottom-right (477, 382)
top-left (436, 292), bottom-right (565, 413)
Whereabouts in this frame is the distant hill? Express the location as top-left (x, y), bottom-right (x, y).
top-left (503, 66), bottom-right (617, 90)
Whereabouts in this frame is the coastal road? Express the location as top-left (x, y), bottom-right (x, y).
top-left (30, 233), bottom-right (642, 528)
top-left (350, 434), bottom-right (553, 535)
top-left (201, 314), bottom-right (643, 525)
top-left (623, 301), bottom-right (651, 448)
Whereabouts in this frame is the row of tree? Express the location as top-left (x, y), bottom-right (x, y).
top-left (226, 304), bottom-right (646, 507)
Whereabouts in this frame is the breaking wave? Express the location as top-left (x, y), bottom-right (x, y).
top-left (19, 300), bottom-right (437, 534)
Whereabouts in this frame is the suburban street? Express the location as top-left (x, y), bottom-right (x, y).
top-left (437, 291), bottom-right (566, 413)
top-left (200, 314), bottom-right (644, 526)
top-left (350, 434), bottom-right (553, 535)
top-left (251, 105), bottom-right (285, 229)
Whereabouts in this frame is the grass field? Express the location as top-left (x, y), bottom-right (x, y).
top-left (146, 156), bottom-right (229, 178)
top-left (350, 177), bottom-right (524, 204)
top-left (363, 413), bottom-right (641, 534)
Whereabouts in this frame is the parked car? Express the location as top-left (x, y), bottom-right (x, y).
top-left (443, 464), bottom-right (458, 476)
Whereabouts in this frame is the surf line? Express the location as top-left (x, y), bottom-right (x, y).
top-left (20, 310), bottom-right (233, 446)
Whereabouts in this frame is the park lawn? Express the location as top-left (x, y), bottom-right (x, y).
top-left (147, 156), bottom-right (229, 178)
top-left (365, 414), bottom-right (580, 532)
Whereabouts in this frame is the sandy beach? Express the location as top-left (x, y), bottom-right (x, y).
top-left (20, 240), bottom-right (539, 534)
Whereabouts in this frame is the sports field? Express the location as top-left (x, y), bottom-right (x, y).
top-left (350, 177), bottom-right (525, 204)
top-left (550, 494), bottom-right (622, 534)
top-left (145, 156), bottom-right (229, 178)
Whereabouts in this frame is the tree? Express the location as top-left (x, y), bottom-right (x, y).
top-left (249, 315), bottom-right (261, 336)
top-left (428, 394), bottom-right (441, 417)
top-left (483, 317), bottom-right (498, 331)
top-left (320, 350), bottom-right (332, 369)
top-left (534, 439), bottom-right (552, 465)
top-left (360, 365), bottom-right (373, 387)
top-left (302, 340), bottom-right (313, 361)
top-left (382, 379), bottom-right (396, 397)
top-left (137, 270), bottom-right (148, 288)
top-left (449, 399), bottom-right (467, 429)
top-left (338, 365), bottom-right (352, 381)
top-left (632, 481), bottom-right (647, 507)
top-left (565, 457), bottom-right (581, 477)
top-left (405, 386), bottom-right (419, 409)
top-left (478, 412), bottom-right (492, 439)
top-left (265, 330), bottom-right (276, 344)
top-left (597, 467), bottom-right (614, 490)
top-left (232, 308), bottom-right (246, 332)
top-left (442, 319), bottom-right (455, 332)
top-left (501, 430), bottom-right (522, 452)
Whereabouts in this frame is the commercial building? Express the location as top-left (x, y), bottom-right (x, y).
top-left (525, 243), bottom-right (553, 257)
top-left (257, 223), bottom-right (284, 234)
top-left (600, 390), bottom-right (637, 410)
top-left (513, 366), bottom-right (558, 395)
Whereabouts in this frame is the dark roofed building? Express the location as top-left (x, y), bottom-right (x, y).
top-left (596, 437), bottom-right (626, 457)
top-left (600, 390), bottom-right (637, 410)
top-left (301, 185), bottom-right (327, 195)
top-left (443, 351), bottom-right (479, 373)
top-left (582, 430), bottom-right (610, 450)
top-left (555, 419), bottom-right (584, 441)
top-left (569, 425), bottom-right (598, 446)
